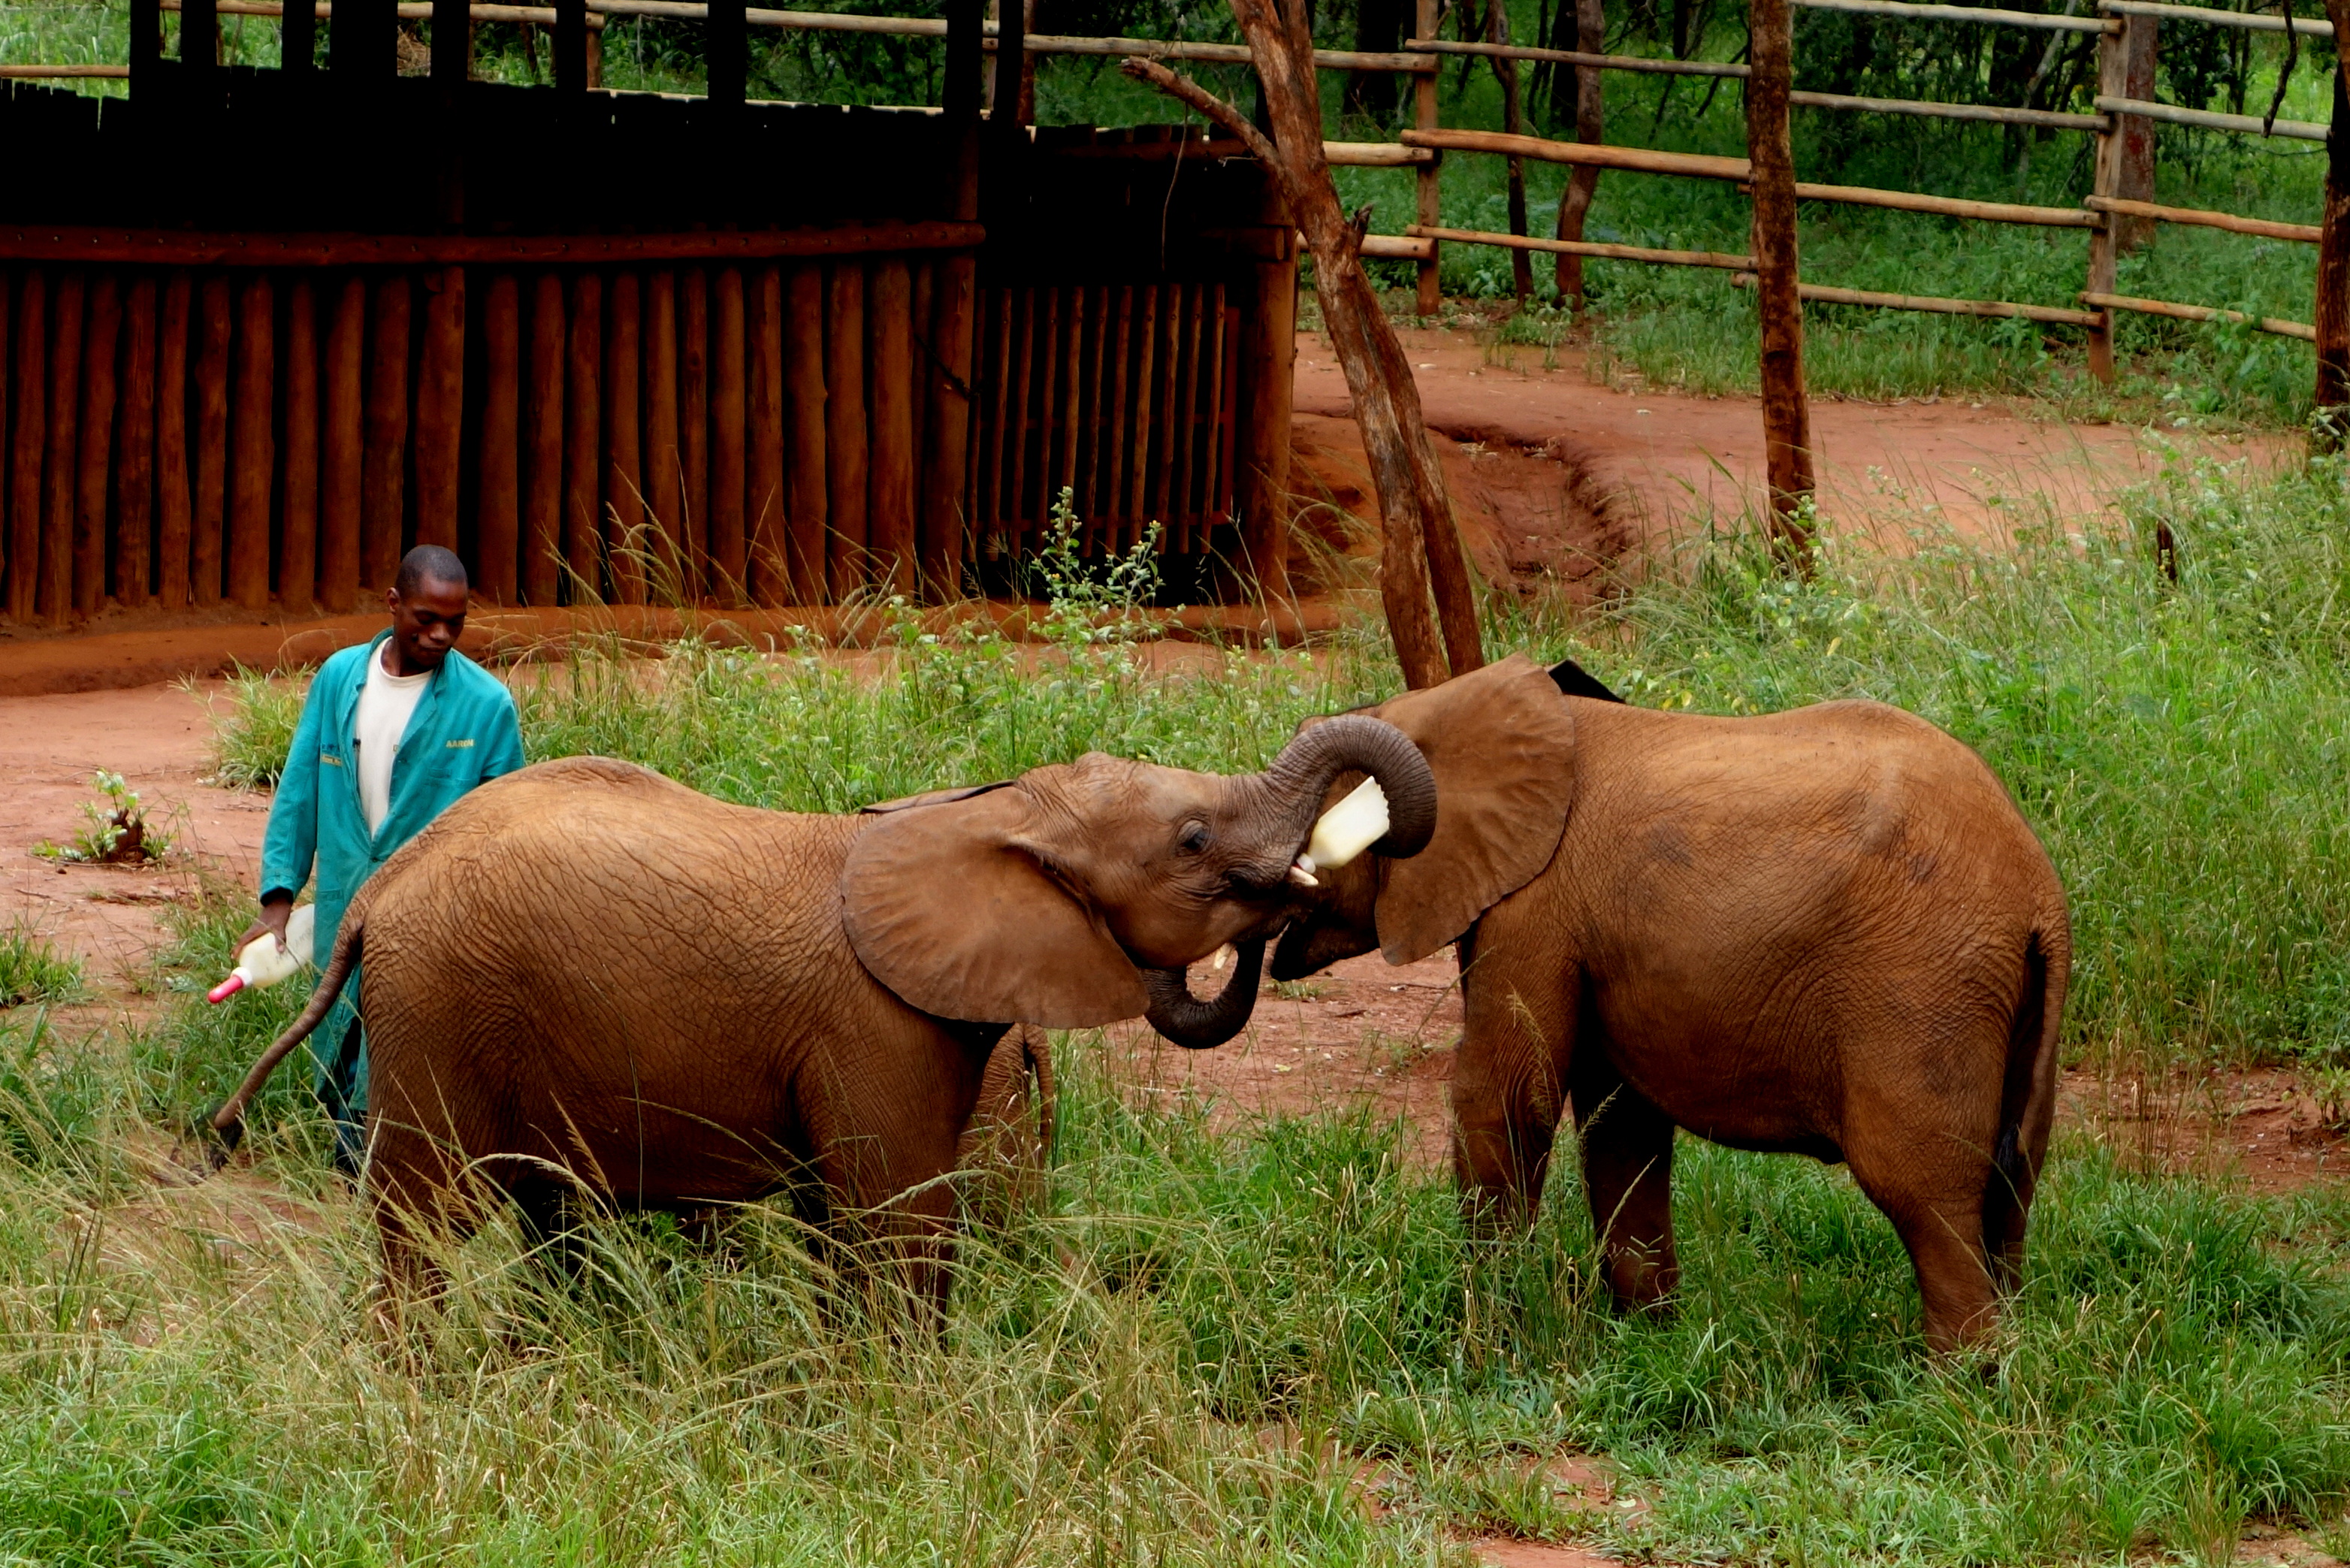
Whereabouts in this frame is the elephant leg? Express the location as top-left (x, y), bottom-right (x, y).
top-left (1570, 1049), bottom-right (1679, 1312)
top-left (1450, 926), bottom-right (1577, 1237)
top-left (364, 1120), bottom-right (459, 1338)
top-left (1851, 1168), bottom-right (1998, 1354)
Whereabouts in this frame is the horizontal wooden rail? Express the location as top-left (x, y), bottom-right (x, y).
top-left (1409, 40), bottom-right (2101, 128)
top-left (1358, 234), bottom-right (1436, 259)
top-left (1406, 38), bottom-right (1747, 77)
top-left (1732, 272), bottom-right (2101, 323)
top-left (2096, 93), bottom-right (2327, 140)
top-left (2086, 194), bottom-right (2320, 243)
top-left (1792, 86), bottom-right (2101, 130)
top-left (0, 63), bottom-right (129, 77)
top-left (2083, 290), bottom-right (2316, 340)
top-left (1324, 140), bottom-right (1435, 165)
top-left (161, 0), bottom-right (607, 23)
top-left (586, 3), bottom-right (1436, 68)
top-left (1403, 128), bottom-right (1752, 179)
top-left (1409, 223), bottom-right (1755, 268)
top-left (1791, 179), bottom-right (2101, 225)
top-left (1795, 0), bottom-right (2114, 29)
top-left (2100, 0), bottom-right (2333, 35)
top-left (1405, 130), bottom-right (2100, 225)
top-left (0, 220), bottom-right (983, 266)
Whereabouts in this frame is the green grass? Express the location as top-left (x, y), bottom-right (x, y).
top-left (0, 926), bottom-right (86, 1012)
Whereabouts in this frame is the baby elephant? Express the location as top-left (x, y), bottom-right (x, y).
top-left (1270, 656), bottom-right (2071, 1353)
top-left (205, 718), bottom-right (1436, 1312)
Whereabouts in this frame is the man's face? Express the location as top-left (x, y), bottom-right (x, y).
top-left (385, 576), bottom-right (469, 674)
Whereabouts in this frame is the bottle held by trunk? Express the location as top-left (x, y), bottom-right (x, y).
top-left (208, 902), bottom-right (317, 1004)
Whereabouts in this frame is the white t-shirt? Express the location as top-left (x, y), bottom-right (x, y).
top-left (352, 642), bottom-right (430, 835)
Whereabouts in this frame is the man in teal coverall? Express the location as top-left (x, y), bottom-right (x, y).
top-left (237, 545), bottom-right (526, 1172)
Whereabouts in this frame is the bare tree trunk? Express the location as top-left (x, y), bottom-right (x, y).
top-left (1125, 15), bottom-right (1484, 689)
top-left (1553, 0), bottom-right (1605, 307)
top-left (1486, 0), bottom-right (1534, 302)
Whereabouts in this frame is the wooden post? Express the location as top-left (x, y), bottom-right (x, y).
top-left (321, 273), bottom-right (364, 610)
top-left (554, 0), bottom-right (587, 92)
top-left (745, 264), bottom-right (786, 603)
top-left (281, 276), bottom-right (319, 615)
top-left (919, 0), bottom-right (983, 597)
top-left (477, 270), bottom-right (521, 604)
top-left (1745, 0), bottom-right (1814, 569)
top-left (412, 267), bottom-right (464, 556)
top-left (992, 0), bottom-right (1026, 139)
top-left (228, 273), bottom-right (275, 611)
top-left (281, 0), bottom-right (315, 72)
top-left (361, 274), bottom-right (410, 591)
top-left (116, 276), bottom-right (158, 606)
top-left (708, 0), bottom-right (746, 110)
top-left (156, 273), bottom-right (192, 609)
top-left (433, 0), bottom-right (469, 226)
top-left (8, 273), bottom-right (46, 621)
top-left (2315, 23), bottom-right (2350, 443)
top-left (563, 271), bottom-right (603, 598)
top-left (40, 272), bottom-right (86, 621)
top-left (73, 275), bottom-right (122, 615)
top-left (604, 270), bottom-right (645, 602)
top-left (524, 272), bottom-right (565, 603)
top-left (679, 266), bottom-right (710, 597)
top-left (1119, 286), bottom-right (1153, 548)
top-left (1102, 286), bottom-right (1131, 542)
top-left (783, 264), bottom-right (829, 602)
top-left (711, 265), bottom-right (747, 600)
top-left (642, 268), bottom-right (683, 595)
top-left (184, 0), bottom-right (219, 69)
top-left (128, 0), bottom-right (161, 86)
top-left (1482, 0), bottom-right (1533, 301)
top-left (824, 262), bottom-right (868, 599)
top-left (0, 276), bottom-right (10, 615)
top-left (333, 0), bottom-right (392, 76)
top-left (1237, 233), bottom-right (1295, 600)
top-left (868, 257), bottom-right (917, 596)
top-left (192, 273), bottom-right (231, 606)
top-left (1414, 0), bottom-right (1442, 316)
top-left (2087, 13), bottom-right (2157, 383)
top-left (1554, 0), bottom-right (1605, 307)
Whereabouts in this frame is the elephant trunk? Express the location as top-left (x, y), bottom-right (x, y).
top-left (1257, 714), bottom-right (1439, 869)
top-left (1142, 939), bottom-right (1266, 1050)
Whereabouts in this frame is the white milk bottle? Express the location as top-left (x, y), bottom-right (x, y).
top-left (208, 902), bottom-right (317, 1004)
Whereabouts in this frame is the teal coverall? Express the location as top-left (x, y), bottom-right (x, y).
top-left (258, 630), bottom-right (526, 1162)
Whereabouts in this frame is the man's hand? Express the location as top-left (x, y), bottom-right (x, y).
top-left (233, 893), bottom-right (295, 958)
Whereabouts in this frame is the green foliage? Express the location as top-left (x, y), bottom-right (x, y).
top-left (32, 772), bottom-right (171, 866)
top-left (196, 668), bottom-right (308, 791)
top-left (0, 928), bottom-right (86, 1012)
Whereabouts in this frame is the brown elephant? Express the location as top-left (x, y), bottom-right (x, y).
top-left (204, 717), bottom-right (1437, 1309)
top-left (1266, 655), bottom-right (2071, 1353)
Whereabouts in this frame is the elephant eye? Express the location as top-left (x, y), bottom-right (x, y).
top-left (1177, 822), bottom-right (1211, 855)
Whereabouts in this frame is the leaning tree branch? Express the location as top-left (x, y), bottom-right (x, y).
top-left (1119, 56), bottom-right (1282, 169)
top-left (1119, 40), bottom-right (1483, 688)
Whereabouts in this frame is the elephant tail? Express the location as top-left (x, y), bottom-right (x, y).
top-left (1984, 918), bottom-right (2069, 1288)
top-left (193, 903), bottom-right (368, 1174)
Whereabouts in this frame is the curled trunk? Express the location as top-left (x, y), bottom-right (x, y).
top-left (1143, 939), bottom-right (1266, 1050)
top-left (1256, 713), bottom-right (1439, 862)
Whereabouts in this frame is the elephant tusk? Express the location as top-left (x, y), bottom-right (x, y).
top-left (1210, 944), bottom-right (1234, 971)
top-left (1287, 860), bottom-right (1320, 888)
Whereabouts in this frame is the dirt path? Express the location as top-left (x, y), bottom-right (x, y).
top-left (1295, 326), bottom-right (2293, 548)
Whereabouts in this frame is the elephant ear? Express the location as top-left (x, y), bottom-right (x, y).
top-left (841, 787), bottom-right (1148, 1028)
top-left (1369, 654), bottom-right (1578, 965)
